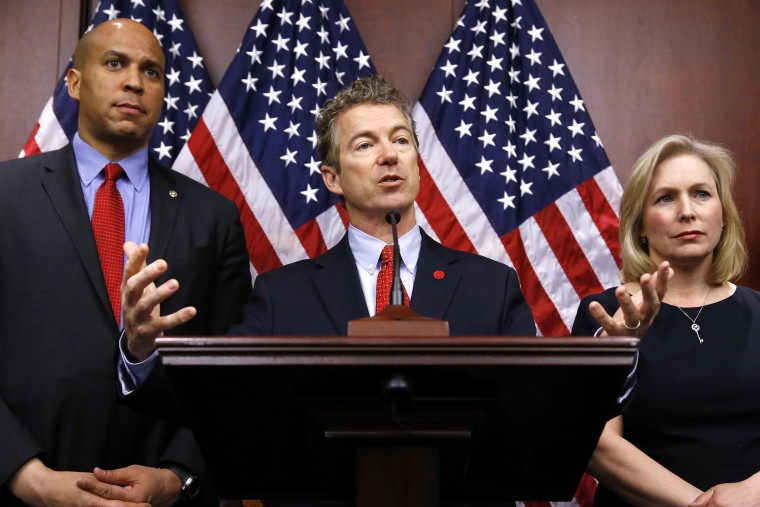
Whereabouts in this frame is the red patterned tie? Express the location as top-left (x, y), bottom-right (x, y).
top-left (375, 245), bottom-right (410, 314)
top-left (92, 163), bottom-right (125, 326)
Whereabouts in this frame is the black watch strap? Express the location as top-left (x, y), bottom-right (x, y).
top-left (163, 462), bottom-right (201, 502)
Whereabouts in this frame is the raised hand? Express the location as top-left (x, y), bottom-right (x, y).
top-left (121, 242), bottom-right (196, 361)
top-left (588, 261), bottom-right (672, 337)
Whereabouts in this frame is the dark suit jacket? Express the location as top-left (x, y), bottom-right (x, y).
top-left (0, 146), bottom-right (252, 505)
top-left (230, 229), bottom-right (536, 336)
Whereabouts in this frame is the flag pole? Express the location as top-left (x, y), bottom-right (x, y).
top-left (79, 0), bottom-right (92, 37)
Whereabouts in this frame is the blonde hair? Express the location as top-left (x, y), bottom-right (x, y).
top-left (619, 134), bottom-right (746, 283)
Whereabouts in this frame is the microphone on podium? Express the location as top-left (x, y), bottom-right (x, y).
top-left (345, 209), bottom-right (449, 336)
top-left (385, 210), bottom-right (403, 306)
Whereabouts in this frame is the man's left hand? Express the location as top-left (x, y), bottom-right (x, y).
top-left (77, 465), bottom-right (181, 507)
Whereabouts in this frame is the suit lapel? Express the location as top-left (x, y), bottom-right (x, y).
top-left (39, 147), bottom-right (113, 319)
top-left (312, 235), bottom-right (369, 334)
top-left (410, 230), bottom-right (461, 320)
top-left (146, 159), bottom-right (182, 261)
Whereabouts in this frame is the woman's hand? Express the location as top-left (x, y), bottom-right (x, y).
top-left (689, 471), bottom-right (760, 507)
top-left (588, 261), bottom-right (672, 337)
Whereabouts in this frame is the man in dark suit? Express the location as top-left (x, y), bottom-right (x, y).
top-left (0, 19), bottom-right (251, 506)
top-left (122, 74), bottom-right (534, 360)
top-left (230, 226), bottom-right (532, 336)
top-left (230, 74), bottom-right (534, 336)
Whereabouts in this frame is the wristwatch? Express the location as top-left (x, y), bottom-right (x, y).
top-left (163, 463), bottom-right (201, 502)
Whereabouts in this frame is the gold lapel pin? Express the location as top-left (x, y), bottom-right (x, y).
top-left (169, 190), bottom-right (178, 198)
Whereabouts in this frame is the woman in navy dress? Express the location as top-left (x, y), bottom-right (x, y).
top-left (573, 134), bottom-right (760, 506)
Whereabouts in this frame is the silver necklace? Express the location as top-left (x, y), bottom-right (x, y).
top-left (669, 286), bottom-right (712, 344)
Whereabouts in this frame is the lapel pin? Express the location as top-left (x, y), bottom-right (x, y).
top-left (169, 190), bottom-right (178, 198)
top-left (434, 270), bottom-right (445, 280)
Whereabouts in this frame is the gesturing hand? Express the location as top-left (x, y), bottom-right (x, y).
top-left (588, 261), bottom-right (672, 337)
top-left (121, 242), bottom-right (197, 361)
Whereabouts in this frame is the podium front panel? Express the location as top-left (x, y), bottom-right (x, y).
top-left (156, 336), bottom-right (638, 502)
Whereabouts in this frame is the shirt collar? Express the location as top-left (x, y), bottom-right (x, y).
top-left (72, 133), bottom-right (150, 191)
top-left (348, 223), bottom-right (422, 275)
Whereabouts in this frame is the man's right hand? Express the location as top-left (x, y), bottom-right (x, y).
top-left (121, 242), bottom-right (197, 362)
top-left (8, 458), bottom-right (151, 507)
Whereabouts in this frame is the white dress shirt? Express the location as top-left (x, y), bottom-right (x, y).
top-left (347, 223), bottom-right (421, 316)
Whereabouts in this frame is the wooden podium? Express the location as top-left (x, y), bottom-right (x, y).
top-left (156, 334), bottom-right (638, 505)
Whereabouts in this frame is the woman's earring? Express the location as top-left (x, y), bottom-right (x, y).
top-left (640, 236), bottom-right (647, 246)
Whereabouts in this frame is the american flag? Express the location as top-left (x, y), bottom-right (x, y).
top-left (20, 0), bottom-right (213, 167)
top-left (173, 0), bottom-right (376, 272)
top-left (414, 0), bottom-right (621, 504)
top-left (414, 0), bottom-right (622, 339)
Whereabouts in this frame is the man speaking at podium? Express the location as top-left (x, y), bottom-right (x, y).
top-left (118, 73), bottom-right (571, 505)
top-left (121, 74), bottom-right (535, 366)
top-left (119, 76), bottom-right (634, 507)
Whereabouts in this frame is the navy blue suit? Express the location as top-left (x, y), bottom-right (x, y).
top-left (230, 229), bottom-right (535, 337)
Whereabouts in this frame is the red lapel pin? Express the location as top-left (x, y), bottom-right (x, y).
top-left (433, 270), bottom-right (445, 280)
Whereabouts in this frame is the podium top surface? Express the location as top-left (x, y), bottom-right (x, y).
top-left (156, 335), bottom-right (639, 367)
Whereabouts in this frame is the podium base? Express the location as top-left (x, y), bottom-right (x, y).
top-left (357, 447), bottom-right (439, 507)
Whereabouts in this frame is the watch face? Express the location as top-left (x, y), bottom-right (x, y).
top-left (182, 475), bottom-right (200, 500)
top-left (167, 465), bottom-right (200, 501)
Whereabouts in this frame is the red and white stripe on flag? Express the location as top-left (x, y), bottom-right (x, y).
top-left (21, 96), bottom-right (70, 157)
top-left (411, 0), bottom-right (623, 503)
top-left (172, 0), bottom-right (375, 278)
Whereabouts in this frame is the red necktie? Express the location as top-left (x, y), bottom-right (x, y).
top-left (375, 245), bottom-right (410, 314)
top-left (92, 163), bottom-right (125, 326)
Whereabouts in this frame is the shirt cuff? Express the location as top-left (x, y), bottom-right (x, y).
top-left (117, 330), bottom-right (159, 396)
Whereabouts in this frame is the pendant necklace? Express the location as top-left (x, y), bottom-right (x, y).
top-left (670, 286), bottom-right (712, 344)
